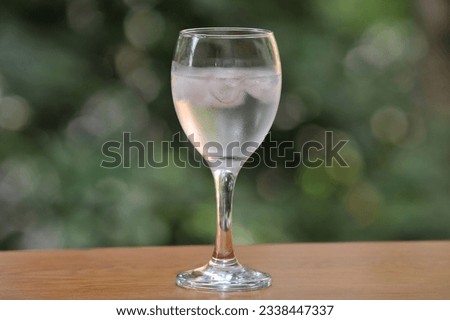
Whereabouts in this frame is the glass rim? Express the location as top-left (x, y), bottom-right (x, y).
top-left (179, 27), bottom-right (273, 39)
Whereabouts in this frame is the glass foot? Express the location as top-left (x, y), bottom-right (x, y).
top-left (176, 257), bottom-right (271, 292)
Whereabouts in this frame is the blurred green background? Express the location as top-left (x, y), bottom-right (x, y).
top-left (0, 0), bottom-right (449, 250)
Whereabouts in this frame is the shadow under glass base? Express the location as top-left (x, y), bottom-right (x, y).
top-left (176, 258), bottom-right (271, 292)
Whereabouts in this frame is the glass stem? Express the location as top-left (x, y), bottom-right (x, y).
top-left (211, 169), bottom-right (238, 262)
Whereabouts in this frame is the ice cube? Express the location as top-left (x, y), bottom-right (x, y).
top-left (209, 77), bottom-right (245, 107)
top-left (244, 74), bottom-right (278, 103)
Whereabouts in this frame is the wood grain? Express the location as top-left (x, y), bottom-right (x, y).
top-left (0, 241), bottom-right (449, 299)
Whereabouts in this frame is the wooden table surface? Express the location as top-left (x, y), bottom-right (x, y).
top-left (1, 241), bottom-right (449, 299)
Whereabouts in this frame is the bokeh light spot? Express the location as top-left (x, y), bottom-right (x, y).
top-left (114, 45), bottom-right (147, 78)
top-left (371, 106), bottom-right (409, 144)
top-left (301, 167), bottom-right (335, 198)
top-left (326, 143), bottom-right (363, 186)
top-left (124, 8), bottom-right (165, 49)
top-left (66, 0), bottom-right (103, 34)
top-left (124, 67), bottom-right (161, 103)
top-left (344, 22), bottom-right (425, 75)
top-left (0, 96), bottom-right (31, 131)
top-left (0, 160), bottom-right (36, 205)
top-left (400, 112), bottom-right (427, 148)
top-left (66, 90), bottom-right (134, 141)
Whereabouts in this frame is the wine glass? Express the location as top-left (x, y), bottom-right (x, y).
top-left (171, 27), bottom-right (281, 291)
